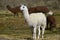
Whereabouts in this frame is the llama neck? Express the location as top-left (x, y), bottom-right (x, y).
top-left (23, 9), bottom-right (29, 20)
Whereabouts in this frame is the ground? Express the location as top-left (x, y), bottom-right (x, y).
top-left (0, 10), bottom-right (60, 40)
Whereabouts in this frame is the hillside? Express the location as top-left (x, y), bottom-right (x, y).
top-left (0, 0), bottom-right (60, 10)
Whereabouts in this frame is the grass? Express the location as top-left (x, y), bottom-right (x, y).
top-left (0, 10), bottom-right (60, 40)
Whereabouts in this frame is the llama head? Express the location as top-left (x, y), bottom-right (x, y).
top-left (20, 5), bottom-right (28, 11)
top-left (6, 5), bottom-right (10, 8)
top-left (6, 5), bottom-right (11, 9)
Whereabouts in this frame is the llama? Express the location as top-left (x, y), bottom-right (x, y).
top-left (45, 11), bottom-right (56, 30)
top-left (6, 5), bottom-right (49, 15)
top-left (20, 5), bottom-right (46, 40)
top-left (47, 15), bottom-right (56, 31)
top-left (29, 6), bottom-right (49, 14)
top-left (6, 5), bottom-right (22, 16)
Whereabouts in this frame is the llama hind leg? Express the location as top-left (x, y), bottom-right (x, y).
top-left (30, 26), bottom-right (34, 35)
top-left (42, 25), bottom-right (46, 40)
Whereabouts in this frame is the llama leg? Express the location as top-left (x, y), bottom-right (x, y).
top-left (46, 21), bottom-right (48, 30)
top-left (46, 17), bottom-right (49, 30)
top-left (16, 13), bottom-right (18, 16)
top-left (14, 13), bottom-right (16, 17)
top-left (42, 25), bottom-right (46, 40)
top-left (50, 23), bottom-right (52, 31)
top-left (38, 25), bottom-right (40, 39)
top-left (33, 26), bottom-right (36, 40)
top-left (30, 27), bottom-right (34, 35)
top-left (49, 23), bottom-right (53, 31)
top-left (14, 13), bottom-right (18, 17)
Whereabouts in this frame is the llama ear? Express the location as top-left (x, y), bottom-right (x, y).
top-left (24, 4), bottom-right (26, 6)
top-left (21, 4), bottom-right (25, 7)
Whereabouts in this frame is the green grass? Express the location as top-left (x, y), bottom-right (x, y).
top-left (0, 10), bottom-right (60, 40)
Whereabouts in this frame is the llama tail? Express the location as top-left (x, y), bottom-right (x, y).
top-left (47, 11), bottom-right (53, 15)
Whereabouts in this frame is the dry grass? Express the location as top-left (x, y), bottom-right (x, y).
top-left (0, 10), bottom-right (60, 40)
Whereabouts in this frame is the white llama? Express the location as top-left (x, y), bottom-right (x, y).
top-left (20, 5), bottom-right (46, 40)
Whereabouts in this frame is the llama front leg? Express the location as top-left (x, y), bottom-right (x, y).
top-left (33, 26), bottom-right (36, 40)
top-left (38, 25), bottom-right (40, 39)
top-left (14, 13), bottom-right (18, 17)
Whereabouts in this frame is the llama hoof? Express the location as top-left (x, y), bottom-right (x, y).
top-left (42, 38), bottom-right (44, 40)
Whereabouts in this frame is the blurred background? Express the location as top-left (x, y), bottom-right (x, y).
top-left (0, 0), bottom-right (60, 10)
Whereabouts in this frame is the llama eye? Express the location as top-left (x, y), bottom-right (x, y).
top-left (23, 7), bottom-right (24, 8)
